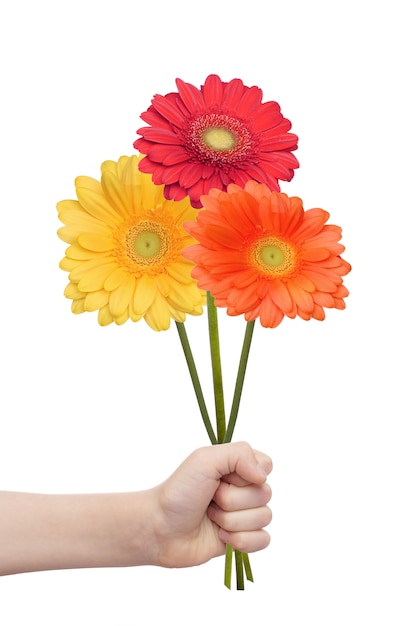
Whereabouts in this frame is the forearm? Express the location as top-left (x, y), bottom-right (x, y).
top-left (0, 490), bottom-right (158, 575)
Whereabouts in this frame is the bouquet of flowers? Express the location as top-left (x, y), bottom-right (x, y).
top-left (57, 74), bottom-right (351, 589)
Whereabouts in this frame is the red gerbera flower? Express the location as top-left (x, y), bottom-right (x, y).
top-left (182, 182), bottom-right (351, 328)
top-left (134, 74), bottom-right (299, 208)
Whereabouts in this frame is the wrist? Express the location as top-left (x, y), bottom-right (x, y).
top-left (115, 488), bottom-right (163, 568)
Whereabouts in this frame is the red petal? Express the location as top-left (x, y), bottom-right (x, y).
top-left (251, 101), bottom-right (283, 132)
top-left (260, 134), bottom-right (299, 150)
top-left (222, 78), bottom-right (245, 110)
top-left (133, 138), bottom-right (153, 152)
top-left (140, 108), bottom-right (173, 128)
top-left (202, 74), bottom-right (224, 107)
top-left (243, 164), bottom-right (281, 189)
top-left (138, 127), bottom-right (181, 145)
top-left (160, 163), bottom-right (187, 184)
top-left (259, 159), bottom-right (295, 180)
top-left (176, 78), bottom-right (205, 112)
top-left (179, 163), bottom-right (205, 187)
top-left (148, 145), bottom-right (189, 166)
top-left (235, 85), bottom-right (263, 116)
top-left (137, 156), bottom-right (159, 175)
top-left (163, 182), bottom-right (188, 202)
top-left (151, 94), bottom-right (185, 127)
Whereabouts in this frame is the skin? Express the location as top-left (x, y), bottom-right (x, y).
top-left (0, 441), bottom-right (272, 576)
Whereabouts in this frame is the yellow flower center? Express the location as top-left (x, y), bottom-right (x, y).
top-left (202, 127), bottom-right (236, 152)
top-left (250, 237), bottom-right (297, 276)
top-left (186, 113), bottom-right (255, 167)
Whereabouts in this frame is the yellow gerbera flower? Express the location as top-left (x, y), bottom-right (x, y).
top-left (57, 155), bottom-right (205, 330)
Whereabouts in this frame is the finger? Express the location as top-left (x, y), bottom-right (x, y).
top-left (208, 502), bottom-right (272, 533)
top-left (213, 481), bottom-right (272, 512)
top-left (218, 528), bottom-right (271, 554)
top-left (254, 450), bottom-right (273, 476)
top-left (208, 443), bottom-right (272, 486)
top-left (221, 449), bottom-right (273, 486)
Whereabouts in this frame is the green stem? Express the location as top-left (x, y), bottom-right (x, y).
top-left (207, 292), bottom-right (226, 444)
top-left (243, 552), bottom-right (254, 582)
top-left (175, 322), bottom-right (217, 445)
top-left (224, 545), bottom-right (233, 589)
top-left (235, 550), bottom-right (245, 590)
top-left (223, 320), bottom-right (255, 444)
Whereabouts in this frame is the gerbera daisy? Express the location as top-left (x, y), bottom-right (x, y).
top-left (57, 155), bottom-right (205, 331)
top-left (134, 74), bottom-right (299, 208)
top-left (182, 182), bottom-right (351, 328)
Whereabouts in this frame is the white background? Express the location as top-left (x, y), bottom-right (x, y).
top-left (0, 1), bottom-right (416, 624)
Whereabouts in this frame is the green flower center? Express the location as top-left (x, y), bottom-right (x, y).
top-left (250, 237), bottom-right (297, 275)
top-left (260, 245), bottom-right (285, 267)
top-left (202, 127), bottom-right (236, 152)
top-left (134, 231), bottom-right (161, 258)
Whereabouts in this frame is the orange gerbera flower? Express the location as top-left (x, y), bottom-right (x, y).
top-left (182, 182), bottom-right (351, 328)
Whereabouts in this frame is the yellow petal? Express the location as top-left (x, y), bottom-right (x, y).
top-left (104, 267), bottom-right (130, 291)
top-left (75, 175), bottom-right (104, 194)
top-left (71, 299), bottom-right (85, 314)
top-left (69, 257), bottom-right (116, 281)
top-left (77, 262), bottom-right (119, 292)
top-left (78, 233), bottom-right (115, 252)
top-left (168, 306), bottom-right (186, 323)
top-left (57, 204), bottom-right (108, 230)
top-left (114, 309), bottom-right (130, 325)
top-left (59, 257), bottom-right (79, 272)
top-left (118, 156), bottom-right (145, 212)
top-left (56, 199), bottom-right (82, 217)
top-left (144, 292), bottom-right (171, 331)
top-left (109, 275), bottom-right (136, 317)
top-left (84, 290), bottom-right (109, 312)
top-left (58, 226), bottom-right (79, 245)
top-left (66, 245), bottom-right (110, 261)
top-left (132, 274), bottom-right (157, 316)
top-left (166, 260), bottom-right (194, 284)
top-left (101, 171), bottom-right (131, 219)
top-left (154, 274), bottom-right (171, 297)
top-left (98, 305), bottom-right (114, 326)
top-left (76, 186), bottom-right (122, 225)
top-left (166, 279), bottom-right (203, 312)
top-left (64, 282), bottom-right (84, 300)
top-left (128, 299), bottom-right (143, 322)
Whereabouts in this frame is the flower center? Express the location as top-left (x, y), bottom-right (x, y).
top-left (250, 237), bottom-right (297, 276)
top-left (185, 112), bottom-right (256, 168)
top-left (126, 221), bottom-right (168, 266)
top-left (134, 231), bottom-right (161, 258)
top-left (202, 127), bottom-right (236, 152)
top-left (112, 218), bottom-right (175, 277)
top-left (260, 245), bottom-right (286, 267)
